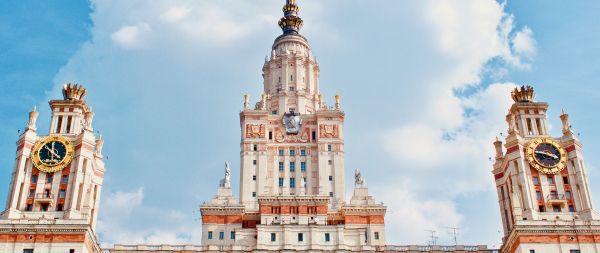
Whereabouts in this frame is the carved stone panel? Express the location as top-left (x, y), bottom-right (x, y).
top-left (245, 124), bottom-right (265, 138)
top-left (319, 124), bottom-right (339, 138)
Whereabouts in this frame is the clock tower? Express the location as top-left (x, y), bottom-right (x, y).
top-left (0, 84), bottom-right (104, 253)
top-left (493, 86), bottom-right (600, 253)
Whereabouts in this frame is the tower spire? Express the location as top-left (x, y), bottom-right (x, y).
top-left (278, 0), bottom-right (304, 35)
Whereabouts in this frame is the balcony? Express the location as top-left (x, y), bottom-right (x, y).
top-left (546, 194), bottom-right (567, 207)
top-left (34, 193), bottom-right (54, 206)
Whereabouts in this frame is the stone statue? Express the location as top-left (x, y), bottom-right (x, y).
top-left (224, 161), bottom-right (231, 188)
top-left (27, 106), bottom-right (39, 131)
top-left (354, 168), bottom-right (365, 187)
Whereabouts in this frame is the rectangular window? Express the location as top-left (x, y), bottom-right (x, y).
top-left (325, 233), bottom-right (331, 242)
top-left (26, 204), bottom-right (32, 211)
top-left (253, 144), bottom-right (258, 151)
top-left (563, 176), bottom-right (569, 185)
top-left (290, 178), bottom-right (295, 188)
top-left (301, 162), bottom-right (306, 172)
top-left (62, 175), bottom-right (68, 184)
top-left (208, 231), bottom-right (213, 240)
top-left (70, 249), bottom-right (75, 253)
top-left (279, 162), bottom-right (284, 172)
top-left (279, 178), bottom-right (284, 187)
top-left (41, 203), bottom-right (49, 212)
top-left (548, 176), bottom-right (554, 185)
top-left (312, 131), bottom-right (316, 140)
top-left (536, 191), bottom-right (542, 200)
top-left (219, 231), bottom-right (224, 240)
top-left (66, 116), bottom-right (72, 133)
top-left (269, 131), bottom-right (273, 140)
top-left (57, 204), bottom-right (64, 211)
top-left (329, 192), bottom-right (333, 197)
top-left (23, 249), bottom-right (34, 253)
top-left (570, 250), bottom-right (581, 253)
top-left (300, 149), bottom-right (306, 156)
top-left (569, 205), bottom-right (575, 212)
top-left (47, 174), bottom-right (53, 184)
top-left (539, 205), bottom-right (545, 212)
top-left (271, 233), bottom-right (276, 242)
top-left (290, 162), bottom-right (295, 172)
top-left (329, 176), bottom-right (333, 181)
top-left (252, 192), bottom-right (256, 197)
top-left (533, 176), bottom-right (539, 185)
top-left (60, 190), bottom-right (66, 198)
top-left (231, 231), bottom-right (235, 240)
top-left (29, 189), bottom-right (35, 198)
top-left (56, 116), bottom-right (63, 133)
top-left (44, 189), bottom-right (50, 198)
top-left (31, 175), bottom-right (38, 183)
top-left (374, 232), bottom-right (380, 240)
top-left (290, 150), bottom-right (296, 156)
top-left (530, 250), bottom-right (535, 253)
top-left (551, 191), bottom-right (558, 199)
top-left (252, 175), bottom-right (256, 181)
top-left (327, 144), bottom-right (333, 151)
top-left (279, 149), bottom-right (284, 156)
top-left (272, 110), bottom-right (278, 115)
top-left (253, 160), bottom-right (257, 165)
top-left (553, 205), bottom-right (561, 212)
top-left (328, 160), bottom-right (332, 165)
top-left (298, 233), bottom-right (304, 242)
top-left (566, 191), bottom-right (572, 199)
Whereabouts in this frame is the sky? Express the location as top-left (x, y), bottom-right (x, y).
top-left (1, 0), bottom-right (600, 248)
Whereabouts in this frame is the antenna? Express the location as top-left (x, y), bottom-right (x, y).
top-left (445, 226), bottom-right (460, 245)
top-left (425, 230), bottom-right (437, 246)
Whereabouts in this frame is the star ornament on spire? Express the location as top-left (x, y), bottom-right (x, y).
top-left (279, 0), bottom-right (304, 34)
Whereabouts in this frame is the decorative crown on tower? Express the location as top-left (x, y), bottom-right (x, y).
top-left (62, 83), bottom-right (87, 101)
top-left (511, 85), bottom-right (535, 103)
top-left (278, 0), bottom-right (304, 35)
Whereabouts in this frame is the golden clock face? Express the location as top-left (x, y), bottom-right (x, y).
top-left (32, 136), bottom-right (74, 173)
top-left (525, 138), bottom-right (567, 174)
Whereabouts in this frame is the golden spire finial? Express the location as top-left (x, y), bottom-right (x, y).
top-left (279, 0), bottom-right (303, 35)
top-left (511, 85), bottom-right (535, 103)
top-left (335, 94), bottom-right (340, 109)
top-left (62, 83), bottom-right (87, 101)
top-left (244, 93), bottom-right (250, 109)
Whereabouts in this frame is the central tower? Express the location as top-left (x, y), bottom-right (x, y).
top-left (239, 0), bottom-right (345, 211)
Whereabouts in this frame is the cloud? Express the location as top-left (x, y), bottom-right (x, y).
top-left (160, 7), bottom-right (190, 23)
top-left (110, 24), bottom-right (149, 49)
top-left (512, 26), bottom-right (536, 59)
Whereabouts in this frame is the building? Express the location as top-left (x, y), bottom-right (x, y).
top-left (0, 1), bottom-right (598, 253)
top-left (492, 86), bottom-right (600, 253)
top-left (0, 84), bottom-right (105, 253)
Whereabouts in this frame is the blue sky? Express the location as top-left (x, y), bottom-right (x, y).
top-left (1, 0), bottom-right (599, 248)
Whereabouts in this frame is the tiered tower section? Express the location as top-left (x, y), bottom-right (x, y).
top-left (0, 84), bottom-right (104, 253)
top-left (493, 86), bottom-right (600, 253)
top-left (200, 1), bottom-right (386, 251)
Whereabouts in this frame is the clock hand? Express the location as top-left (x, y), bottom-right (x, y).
top-left (44, 145), bottom-right (59, 159)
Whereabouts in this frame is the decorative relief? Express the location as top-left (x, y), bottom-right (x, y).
top-left (319, 124), bottom-right (339, 138)
top-left (245, 124), bottom-right (265, 138)
top-left (274, 128), bottom-right (309, 143)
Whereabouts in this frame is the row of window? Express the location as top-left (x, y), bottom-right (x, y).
top-left (278, 161), bottom-right (307, 172)
top-left (31, 174), bottom-right (68, 184)
top-left (23, 249), bottom-right (76, 253)
top-left (207, 231), bottom-right (235, 240)
top-left (531, 250), bottom-right (579, 253)
top-left (278, 177), bottom-right (305, 188)
top-left (269, 232), bottom-right (379, 242)
top-left (278, 149), bottom-right (307, 156)
top-left (532, 175), bottom-right (569, 185)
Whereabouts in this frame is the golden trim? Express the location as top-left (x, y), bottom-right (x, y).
top-left (525, 137), bottom-right (567, 174)
top-left (32, 136), bottom-right (74, 173)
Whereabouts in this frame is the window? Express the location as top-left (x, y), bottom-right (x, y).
top-left (290, 178), bottom-right (295, 188)
top-left (41, 203), bottom-right (49, 212)
top-left (56, 116), bottom-right (63, 133)
top-left (290, 75), bottom-right (293, 81)
top-left (327, 144), bottom-right (333, 151)
top-left (290, 162), bottom-right (295, 172)
top-left (31, 175), bottom-right (38, 183)
top-left (269, 131), bottom-right (273, 139)
top-left (300, 149), bottom-right (306, 156)
top-left (57, 204), bottom-right (63, 211)
top-left (563, 176), bottom-right (570, 185)
top-left (569, 205), bottom-right (575, 212)
top-left (553, 205), bottom-right (561, 212)
top-left (219, 231), bottom-right (224, 240)
top-left (533, 176), bottom-right (539, 185)
top-left (70, 249), bottom-right (75, 253)
top-left (47, 174), bottom-right (53, 184)
top-left (551, 191), bottom-right (558, 199)
top-left (252, 175), bottom-right (256, 181)
top-left (29, 189), bottom-right (35, 198)
top-left (548, 176), bottom-right (554, 185)
top-left (253, 144), bottom-right (258, 151)
top-left (253, 160), bottom-right (257, 165)
top-left (271, 233), bottom-right (276, 242)
top-left (530, 250), bottom-right (535, 253)
top-left (208, 231), bottom-right (213, 239)
top-left (301, 162), bottom-right (306, 172)
top-left (325, 233), bottom-right (331, 242)
top-left (539, 205), bottom-right (545, 212)
top-left (329, 176), bottom-right (333, 181)
top-left (374, 232), bottom-right (380, 240)
top-left (289, 108), bottom-right (295, 113)
top-left (312, 131), bottom-right (316, 140)
top-left (570, 250), bottom-right (581, 253)
top-left (23, 249), bottom-right (34, 253)
top-left (566, 191), bottom-right (572, 199)
top-left (271, 110), bottom-right (278, 115)
top-left (279, 178), bottom-right (284, 187)
top-left (62, 175), bottom-right (68, 184)
top-left (59, 189), bottom-right (66, 198)
top-left (290, 150), bottom-right (296, 156)
top-left (279, 162), bottom-right (284, 172)
top-left (231, 231), bottom-right (235, 240)
top-left (536, 191), bottom-right (542, 200)
top-left (26, 204), bottom-right (32, 211)
top-left (44, 189), bottom-right (50, 198)
top-left (329, 192), bottom-right (333, 197)
top-left (328, 160), bottom-right (332, 165)
top-left (279, 149), bottom-right (284, 156)
top-left (252, 192), bottom-right (256, 197)
top-left (298, 233), bottom-right (304, 242)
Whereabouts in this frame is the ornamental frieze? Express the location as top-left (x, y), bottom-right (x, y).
top-left (319, 124), bottom-right (339, 138)
top-left (274, 128), bottom-right (309, 143)
top-left (245, 124), bottom-right (265, 138)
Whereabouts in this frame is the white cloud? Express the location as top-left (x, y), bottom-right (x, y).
top-left (160, 7), bottom-right (190, 23)
top-left (110, 24), bottom-right (149, 49)
top-left (512, 26), bottom-right (536, 59)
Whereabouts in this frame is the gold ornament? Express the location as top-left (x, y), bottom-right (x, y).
top-left (32, 136), bottom-right (74, 173)
top-left (525, 138), bottom-right (567, 174)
